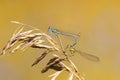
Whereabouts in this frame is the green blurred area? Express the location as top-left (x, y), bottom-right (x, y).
top-left (0, 0), bottom-right (120, 80)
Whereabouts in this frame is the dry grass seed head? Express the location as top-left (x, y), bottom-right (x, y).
top-left (52, 54), bottom-right (84, 80)
top-left (1, 27), bottom-right (24, 55)
top-left (32, 49), bottom-right (52, 66)
top-left (1, 21), bottom-right (85, 80)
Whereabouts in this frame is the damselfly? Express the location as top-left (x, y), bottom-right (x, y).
top-left (48, 26), bottom-right (100, 62)
top-left (48, 26), bottom-right (79, 48)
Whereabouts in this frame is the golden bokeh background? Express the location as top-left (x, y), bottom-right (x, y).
top-left (0, 0), bottom-right (120, 80)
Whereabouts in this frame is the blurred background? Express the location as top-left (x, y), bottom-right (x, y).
top-left (0, 0), bottom-right (120, 80)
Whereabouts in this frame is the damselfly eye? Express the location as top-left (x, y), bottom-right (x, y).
top-left (69, 48), bottom-right (76, 54)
